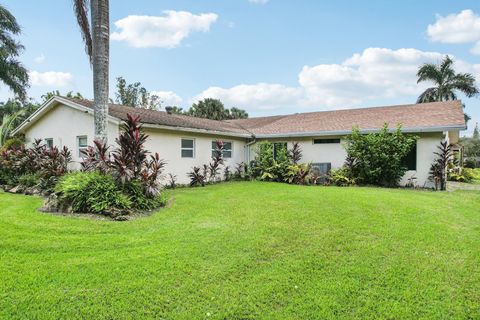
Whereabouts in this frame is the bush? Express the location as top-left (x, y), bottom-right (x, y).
top-left (285, 163), bottom-right (311, 184)
top-left (18, 173), bottom-right (39, 188)
top-left (122, 180), bottom-right (166, 210)
top-left (345, 124), bottom-right (417, 187)
top-left (464, 158), bottom-right (477, 168)
top-left (56, 172), bottom-right (131, 214)
top-left (329, 168), bottom-right (356, 186)
top-left (448, 167), bottom-right (476, 183)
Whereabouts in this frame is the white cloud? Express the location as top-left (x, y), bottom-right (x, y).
top-left (194, 83), bottom-right (302, 110)
top-left (34, 54), bottom-right (45, 64)
top-left (248, 0), bottom-right (269, 4)
top-left (426, 9), bottom-right (480, 55)
top-left (29, 71), bottom-right (73, 87)
top-left (193, 48), bottom-right (480, 113)
top-left (150, 90), bottom-right (183, 106)
top-left (111, 11), bottom-right (218, 48)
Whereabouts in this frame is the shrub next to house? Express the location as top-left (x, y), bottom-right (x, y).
top-left (344, 124), bottom-right (417, 187)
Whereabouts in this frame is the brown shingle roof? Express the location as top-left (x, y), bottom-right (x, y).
top-left (64, 98), bottom-right (466, 137)
top-left (228, 100), bottom-right (466, 136)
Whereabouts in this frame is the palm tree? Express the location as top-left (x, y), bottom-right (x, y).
top-left (417, 55), bottom-right (479, 103)
top-left (0, 109), bottom-right (24, 146)
top-left (73, 0), bottom-right (109, 143)
top-left (0, 4), bottom-right (29, 101)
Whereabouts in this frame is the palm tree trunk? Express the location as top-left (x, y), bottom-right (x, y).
top-left (90, 0), bottom-right (109, 143)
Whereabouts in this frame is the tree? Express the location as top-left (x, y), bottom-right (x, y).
top-left (229, 107), bottom-right (249, 119)
top-left (188, 98), bottom-right (249, 120)
top-left (114, 76), bottom-right (160, 110)
top-left (41, 90), bottom-right (84, 102)
top-left (0, 5), bottom-right (29, 101)
top-left (417, 56), bottom-right (479, 103)
top-left (73, 0), bottom-right (109, 143)
top-left (165, 106), bottom-right (185, 115)
top-left (0, 99), bottom-right (39, 128)
top-left (473, 122), bottom-right (479, 140)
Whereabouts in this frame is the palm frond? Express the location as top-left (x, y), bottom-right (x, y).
top-left (72, 0), bottom-right (93, 64)
top-left (416, 63), bottom-right (440, 84)
top-left (416, 87), bottom-right (438, 103)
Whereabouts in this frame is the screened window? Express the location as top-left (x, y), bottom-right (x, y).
top-left (273, 142), bottom-right (287, 160)
top-left (313, 138), bottom-right (340, 144)
top-left (402, 144), bottom-right (417, 170)
top-left (44, 138), bottom-right (53, 149)
top-left (311, 163), bottom-right (332, 174)
top-left (212, 141), bottom-right (232, 158)
top-left (181, 138), bottom-right (195, 158)
top-left (77, 136), bottom-right (88, 157)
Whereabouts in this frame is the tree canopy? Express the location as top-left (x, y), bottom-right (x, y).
top-left (115, 76), bottom-right (161, 110)
top-left (0, 4), bottom-right (29, 100)
top-left (185, 98), bottom-right (248, 120)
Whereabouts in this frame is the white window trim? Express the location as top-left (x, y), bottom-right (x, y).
top-left (181, 138), bottom-right (195, 158)
top-left (77, 135), bottom-right (88, 158)
top-left (212, 140), bottom-right (233, 158)
top-left (44, 138), bottom-right (53, 149)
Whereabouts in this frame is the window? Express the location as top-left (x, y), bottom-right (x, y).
top-left (402, 143), bottom-right (417, 170)
top-left (313, 138), bottom-right (340, 144)
top-left (311, 163), bottom-right (332, 174)
top-left (44, 138), bottom-right (53, 149)
top-left (77, 136), bottom-right (88, 157)
top-left (212, 141), bottom-right (232, 158)
top-left (181, 138), bottom-right (195, 158)
top-left (273, 142), bottom-right (287, 160)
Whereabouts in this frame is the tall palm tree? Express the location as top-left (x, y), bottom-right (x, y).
top-left (0, 4), bottom-right (29, 101)
top-left (73, 0), bottom-right (109, 143)
top-left (417, 55), bottom-right (479, 103)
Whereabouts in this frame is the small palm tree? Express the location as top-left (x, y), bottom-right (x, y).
top-left (0, 5), bottom-right (29, 101)
top-left (417, 56), bottom-right (479, 103)
top-left (73, 0), bottom-right (110, 143)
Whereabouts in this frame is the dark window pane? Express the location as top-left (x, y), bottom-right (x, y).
top-left (312, 162), bottom-right (332, 174)
top-left (223, 151), bottom-right (232, 158)
top-left (313, 139), bottom-right (340, 144)
top-left (224, 142), bottom-right (232, 150)
top-left (45, 139), bottom-right (53, 149)
top-left (211, 141), bottom-right (217, 149)
top-left (78, 136), bottom-right (88, 147)
top-left (182, 139), bottom-right (194, 149)
top-left (402, 144), bottom-right (417, 170)
top-left (181, 149), bottom-right (193, 158)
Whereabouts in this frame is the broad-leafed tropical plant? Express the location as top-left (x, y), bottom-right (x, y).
top-left (0, 4), bottom-right (29, 100)
top-left (224, 166), bottom-right (231, 181)
top-left (289, 141), bottom-right (302, 164)
top-left (81, 139), bottom-right (111, 174)
top-left (0, 109), bottom-right (23, 146)
top-left (429, 141), bottom-right (452, 191)
top-left (73, 0), bottom-right (110, 143)
top-left (209, 140), bottom-right (224, 182)
top-left (139, 153), bottom-right (166, 197)
top-left (188, 166), bottom-right (206, 187)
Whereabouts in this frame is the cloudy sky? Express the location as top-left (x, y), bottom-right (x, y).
top-left (3, 0), bottom-right (480, 134)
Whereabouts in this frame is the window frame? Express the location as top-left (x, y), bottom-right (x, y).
top-left (44, 138), bottom-right (53, 149)
top-left (313, 138), bottom-right (341, 144)
top-left (212, 140), bottom-right (233, 158)
top-left (77, 135), bottom-right (88, 158)
top-left (181, 138), bottom-right (195, 158)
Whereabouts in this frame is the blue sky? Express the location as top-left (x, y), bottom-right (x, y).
top-left (3, 0), bottom-right (480, 134)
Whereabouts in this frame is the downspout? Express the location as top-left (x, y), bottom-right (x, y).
top-left (245, 136), bottom-right (256, 164)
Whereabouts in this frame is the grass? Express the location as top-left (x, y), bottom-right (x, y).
top-left (1, 182), bottom-right (479, 319)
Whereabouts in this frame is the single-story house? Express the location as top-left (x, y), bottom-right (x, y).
top-left (13, 96), bottom-right (466, 187)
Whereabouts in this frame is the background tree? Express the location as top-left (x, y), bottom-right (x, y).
top-left (165, 106), bottom-right (184, 115)
top-left (229, 107), bottom-right (249, 119)
top-left (188, 98), bottom-right (249, 120)
top-left (73, 0), bottom-right (109, 143)
top-left (0, 4), bottom-right (29, 101)
top-left (41, 90), bottom-right (84, 102)
top-left (416, 56), bottom-right (478, 122)
top-left (473, 122), bottom-right (479, 140)
top-left (114, 76), bottom-right (160, 110)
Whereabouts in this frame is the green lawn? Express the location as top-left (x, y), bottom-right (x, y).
top-left (1, 182), bottom-right (480, 319)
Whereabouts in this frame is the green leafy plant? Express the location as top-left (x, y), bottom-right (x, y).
top-left (429, 141), bottom-right (452, 190)
top-left (285, 163), bottom-right (311, 185)
top-left (344, 124), bottom-right (417, 187)
top-left (188, 166), bottom-right (206, 187)
top-left (329, 168), bottom-right (356, 186)
top-left (56, 172), bottom-right (131, 214)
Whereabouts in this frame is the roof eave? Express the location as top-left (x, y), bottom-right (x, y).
top-left (141, 123), bottom-right (251, 138)
top-left (254, 124), bottom-right (467, 139)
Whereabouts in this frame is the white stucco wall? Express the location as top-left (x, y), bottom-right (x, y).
top-left (143, 129), bottom-right (247, 184)
top-left (21, 102), bottom-right (452, 188)
top-left (23, 103), bottom-right (119, 166)
top-left (249, 133), bottom-right (446, 187)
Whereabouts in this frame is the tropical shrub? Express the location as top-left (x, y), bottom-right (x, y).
top-left (18, 173), bottom-right (39, 188)
top-left (329, 168), bottom-right (356, 186)
top-left (289, 141), bottom-right (302, 164)
top-left (121, 180), bottom-right (166, 211)
top-left (429, 141), bottom-right (452, 190)
top-left (224, 166), bottom-right (231, 181)
top-left (81, 114), bottom-right (166, 202)
top-left (56, 172), bottom-right (131, 214)
top-left (167, 173), bottom-right (177, 189)
top-left (285, 163), bottom-right (311, 185)
top-left (188, 166), bottom-right (206, 187)
top-left (345, 124), bottom-right (417, 187)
